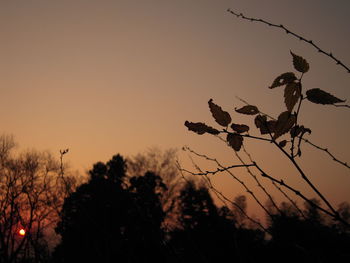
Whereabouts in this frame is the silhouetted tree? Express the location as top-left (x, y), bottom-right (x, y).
top-left (127, 148), bottom-right (182, 229)
top-left (54, 154), bottom-right (167, 263)
top-left (232, 194), bottom-right (247, 227)
top-left (267, 201), bottom-right (350, 263)
top-left (169, 180), bottom-right (264, 263)
top-left (0, 134), bottom-right (74, 263)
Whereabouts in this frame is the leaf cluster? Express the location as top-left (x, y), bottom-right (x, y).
top-left (185, 52), bottom-right (346, 155)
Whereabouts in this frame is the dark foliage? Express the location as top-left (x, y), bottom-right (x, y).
top-left (267, 213), bottom-right (350, 263)
top-left (168, 180), bottom-right (265, 263)
top-left (53, 154), bottom-right (166, 263)
top-left (3, 151), bottom-right (347, 263)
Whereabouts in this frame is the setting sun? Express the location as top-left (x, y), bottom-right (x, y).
top-left (1, 1), bottom-right (349, 262)
top-left (18, 229), bottom-right (25, 236)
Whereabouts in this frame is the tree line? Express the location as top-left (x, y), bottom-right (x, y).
top-left (0, 137), bottom-right (349, 263)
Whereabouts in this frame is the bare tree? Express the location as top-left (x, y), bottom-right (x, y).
top-left (0, 134), bottom-right (76, 263)
top-left (127, 147), bottom-right (183, 229)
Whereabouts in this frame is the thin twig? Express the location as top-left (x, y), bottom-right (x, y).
top-left (236, 97), bottom-right (350, 169)
top-left (227, 9), bottom-right (350, 74)
top-left (183, 146), bottom-right (274, 218)
top-left (303, 139), bottom-right (349, 169)
top-left (223, 130), bottom-right (272, 142)
top-left (177, 158), bottom-right (269, 233)
top-left (271, 181), bottom-right (306, 219)
top-left (233, 147), bottom-right (282, 215)
top-left (333, 104), bottom-right (350, 108)
top-left (269, 135), bottom-right (342, 222)
top-left (242, 144), bottom-right (302, 216)
top-left (235, 96), bottom-right (275, 120)
top-left (253, 162), bottom-right (349, 226)
top-left (179, 164), bottom-right (254, 177)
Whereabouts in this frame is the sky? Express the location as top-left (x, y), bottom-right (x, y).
top-left (1, 0), bottom-right (349, 218)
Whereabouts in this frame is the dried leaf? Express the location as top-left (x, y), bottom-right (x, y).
top-left (269, 72), bottom-right (297, 89)
top-left (273, 111), bottom-right (296, 139)
top-left (230, 123), bottom-right (250, 133)
top-left (235, 105), bottom-right (259, 115)
top-left (184, 121), bottom-right (220, 135)
top-left (227, 133), bottom-right (243, 151)
top-left (266, 120), bottom-right (277, 134)
top-left (290, 125), bottom-right (301, 138)
top-left (258, 120), bottom-right (277, 135)
top-left (306, 88), bottom-right (345, 105)
top-left (284, 82), bottom-right (301, 112)
top-left (254, 115), bottom-right (267, 129)
top-left (254, 115), bottom-right (276, 135)
top-left (208, 99), bottom-right (231, 126)
top-left (290, 125), bottom-right (311, 138)
top-left (302, 127), bottom-right (312, 135)
top-left (290, 51), bottom-right (309, 73)
top-left (279, 140), bottom-right (287, 148)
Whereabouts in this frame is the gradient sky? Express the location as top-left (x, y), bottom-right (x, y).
top-left (1, 0), bottom-right (349, 217)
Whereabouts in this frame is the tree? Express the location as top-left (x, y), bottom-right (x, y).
top-left (180, 8), bottom-right (350, 262)
top-left (54, 154), bottom-right (167, 263)
top-left (267, 200), bottom-right (350, 263)
top-left (232, 194), bottom-right (247, 227)
top-left (169, 180), bottom-right (264, 263)
top-left (182, 28), bottom-right (349, 229)
top-left (0, 134), bottom-right (74, 263)
top-left (127, 148), bottom-right (182, 229)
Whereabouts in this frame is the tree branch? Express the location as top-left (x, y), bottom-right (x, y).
top-left (227, 9), bottom-right (350, 74)
top-left (253, 162), bottom-right (349, 226)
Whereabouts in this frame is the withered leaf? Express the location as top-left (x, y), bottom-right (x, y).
top-left (231, 123), bottom-right (250, 133)
top-left (302, 127), bottom-right (312, 134)
top-left (290, 125), bottom-right (301, 138)
top-left (291, 51), bottom-right (310, 73)
top-left (284, 82), bottom-right (301, 112)
top-left (306, 88), bottom-right (345, 105)
top-left (266, 120), bottom-right (277, 134)
top-left (259, 120), bottom-right (277, 135)
top-left (269, 72), bottom-right (297, 89)
top-left (184, 121), bottom-right (220, 135)
top-left (273, 111), bottom-right (296, 139)
top-left (278, 140), bottom-right (287, 148)
top-left (254, 115), bottom-right (267, 129)
top-left (290, 125), bottom-right (311, 138)
top-left (208, 99), bottom-right (231, 126)
top-left (254, 115), bottom-right (276, 135)
top-left (227, 133), bottom-right (243, 151)
top-left (235, 105), bottom-right (259, 115)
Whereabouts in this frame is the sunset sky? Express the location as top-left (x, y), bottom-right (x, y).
top-left (1, 0), bottom-right (349, 217)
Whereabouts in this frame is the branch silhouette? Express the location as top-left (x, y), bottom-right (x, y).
top-left (235, 96), bottom-right (350, 170)
top-left (303, 139), bottom-right (350, 169)
top-left (227, 9), bottom-right (350, 74)
top-left (177, 152), bottom-right (269, 233)
top-left (254, 162), bottom-right (349, 226)
top-left (184, 51), bottom-right (349, 227)
top-left (181, 146), bottom-right (275, 222)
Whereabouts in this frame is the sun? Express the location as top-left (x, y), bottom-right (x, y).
top-left (18, 229), bottom-right (26, 236)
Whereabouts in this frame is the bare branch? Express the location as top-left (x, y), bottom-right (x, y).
top-left (176, 157), bottom-right (269, 233)
top-left (241, 145), bottom-right (302, 215)
top-left (235, 97), bottom-right (350, 169)
top-left (178, 163), bottom-right (254, 177)
top-left (303, 138), bottom-right (350, 169)
top-left (182, 146), bottom-right (274, 219)
top-left (254, 162), bottom-right (349, 227)
top-left (333, 104), bottom-right (350, 109)
top-left (227, 9), bottom-right (350, 74)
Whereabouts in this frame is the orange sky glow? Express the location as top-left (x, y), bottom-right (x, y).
top-left (1, 0), bottom-right (349, 218)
